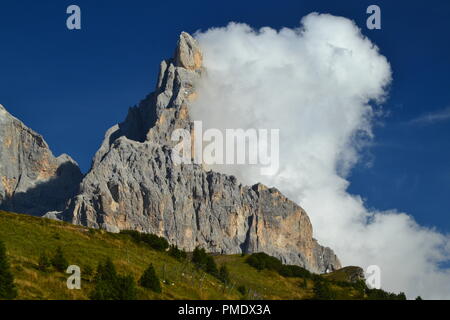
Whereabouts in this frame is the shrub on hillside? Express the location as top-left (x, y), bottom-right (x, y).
top-left (168, 244), bottom-right (187, 261)
top-left (237, 285), bottom-right (247, 296)
top-left (116, 275), bottom-right (137, 300)
top-left (278, 264), bottom-right (312, 279)
top-left (205, 256), bottom-right (219, 277)
top-left (51, 247), bottom-right (69, 272)
top-left (313, 279), bottom-right (336, 300)
top-left (0, 240), bottom-right (17, 299)
top-left (141, 234), bottom-right (169, 251)
top-left (352, 279), bottom-right (367, 292)
top-left (366, 288), bottom-right (407, 300)
top-left (245, 252), bottom-right (321, 288)
top-left (139, 264), bottom-right (162, 293)
top-left (300, 278), bottom-right (308, 289)
top-left (83, 265), bottom-right (94, 281)
top-left (38, 252), bottom-right (52, 272)
top-left (245, 252), bottom-right (283, 272)
top-left (397, 292), bottom-right (407, 300)
top-left (90, 258), bottom-right (137, 300)
top-left (218, 264), bottom-right (230, 284)
top-left (120, 230), bottom-right (141, 242)
top-left (192, 247), bottom-right (219, 277)
top-left (120, 230), bottom-right (169, 252)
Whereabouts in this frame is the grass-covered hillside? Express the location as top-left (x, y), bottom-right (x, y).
top-left (0, 210), bottom-right (406, 300)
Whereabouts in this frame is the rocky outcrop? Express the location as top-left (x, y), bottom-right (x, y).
top-left (0, 104), bottom-right (83, 216)
top-left (326, 266), bottom-right (366, 283)
top-left (58, 32), bottom-right (341, 273)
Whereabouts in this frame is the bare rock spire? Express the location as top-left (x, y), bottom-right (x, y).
top-left (59, 32), bottom-right (341, 273)
top-left (174, 32), bottom-right (203, 70)
top-left (1, 33), bottom-right (341, 274)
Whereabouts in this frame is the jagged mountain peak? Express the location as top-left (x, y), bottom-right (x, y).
top-left (174, 32), bottom-right (203, 70)
top-left (57, 33), bottom-right (341, 273)
top-left (0, 104), bottom-right (83, 216)
top-left (0, 33), bottom-right (341, 273)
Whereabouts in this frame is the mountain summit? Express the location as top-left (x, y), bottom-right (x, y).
top-left (0, 33), bottom-right (341, 273)
top-left (0, 104), bottom-right (82, 216)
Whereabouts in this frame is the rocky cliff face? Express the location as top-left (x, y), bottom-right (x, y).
top-left (57, 32), bottom-right (341, 273)
top-left (0, 104), bottom-right (83, 216)
top-left (0, 33), bottom-right (341, 273)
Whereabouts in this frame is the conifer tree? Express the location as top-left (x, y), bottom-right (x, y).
top-left (38, 252), bottom-right (51, 272)
top-left (90, 258), bottom-right (137, 300)
top-left (205, 256), bottom-right (219, 277)
top-left (168, 244), bottom-right (187, 261)
top-left (218, 264), bottom-right (230, 284)
top-left (192, 246), bottom-right (219, 277)
top-left (0, 240), bottom-right (17, 299)
top-left (51, 246), bottom-right (69, 272)
top-left (139, 264), bottom-right (162, 293)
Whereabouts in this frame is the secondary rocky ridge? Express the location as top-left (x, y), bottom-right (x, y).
top-left (0, 104), bottom-right (82, 216)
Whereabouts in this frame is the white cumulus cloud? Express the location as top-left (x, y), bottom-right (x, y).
top-left (190, 13), bottom-right (450, 299)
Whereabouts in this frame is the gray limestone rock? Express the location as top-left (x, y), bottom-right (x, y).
top-left (0, 33), bottom-right (341, 274)
top-left (0, 105), bottom-right (83, 216)
top-left (60, 32), bottom-right (341, 273)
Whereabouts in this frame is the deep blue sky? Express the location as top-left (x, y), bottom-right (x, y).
top-left (1, 1), bottom-right (449, 232)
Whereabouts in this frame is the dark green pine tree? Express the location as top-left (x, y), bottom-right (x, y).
top-left (51, 247), bottom-right (69, 272)
top-left (192, 247), bottom-right (207, 269)
top-left (168, 244), bottom-right (187, 261)
top-left (313, 279), bottom-right (336, 300)
top-left (90, 258), bottom-right (137, 300)
top-left (218, 264), bottom-right (230, 284)
top-left (397, 292), bottom-right (407, 300)
top-left (192, 247), bottom-right (219, 277)
top-left (95, 258), bottom-right (118, 283)
top-left (205, 256), bottom-right (219, 277)
top-left (0, 240), bottom-right (17, 299)
top-left (116, 275), bottom-right (137, 300)
top-left (90, 258), bottom-right (119, 300)
top-left (38, 252), bottom-right (52, 272)
top-left (139, 264), bottom-right (162, 293)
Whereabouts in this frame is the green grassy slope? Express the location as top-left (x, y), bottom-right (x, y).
top-left (0, 210), bottom-right (384, 300)
top-left (323, 266), bottom-right (364, 282)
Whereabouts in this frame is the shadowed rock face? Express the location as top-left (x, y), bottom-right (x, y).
top-left (59, 32), bottom-right (341, 273)
top-left (0, 105), bottom-right (83, 216)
